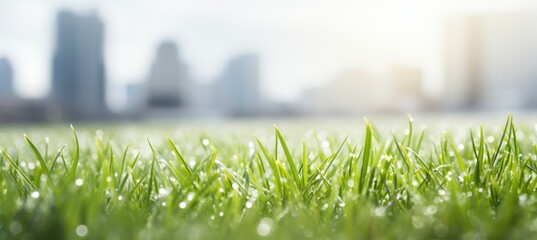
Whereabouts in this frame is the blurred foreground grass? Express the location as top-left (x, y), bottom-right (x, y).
top-left (2, 114), bottom-right (537, 239)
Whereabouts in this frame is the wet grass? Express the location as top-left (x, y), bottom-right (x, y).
top-left (2, 114), bottom-right (537, 239)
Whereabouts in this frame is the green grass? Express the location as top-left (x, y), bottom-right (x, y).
top-left (2, 115), bottom-right (537, 239)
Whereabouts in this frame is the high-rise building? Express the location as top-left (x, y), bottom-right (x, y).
top-left (299, 65), bottom-right (423, 115)
top-left (0, 57), bottom-right (14, 98)
top-left (147, 41), bottom-right (189, 108)
top-left (51, 10), bottom-right (107, 120)
top-left (443, 13), bottom-right (537, 110)
top-left (216, 54), bottom-right (261, 115)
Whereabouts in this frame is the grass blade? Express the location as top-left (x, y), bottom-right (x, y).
top-left (24, 134), bottom-right (53, 185)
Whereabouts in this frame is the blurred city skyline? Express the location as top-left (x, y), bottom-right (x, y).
top-left (2, 0), bottom-right (537, 112)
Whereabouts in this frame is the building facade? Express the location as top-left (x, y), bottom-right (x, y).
top-left (51, 10), bottom-right (107, 120)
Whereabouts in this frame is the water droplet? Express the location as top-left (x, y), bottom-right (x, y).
top-left (118, 195), bottom-right (123, 201)
top-left (9, 221), bottom-right (22, 234)
top-left (202, 139), bottom-right (210, 146)
top-left (438, 189), bottom-right (446, 196)
top-left (162, 202), bottom-right (167, 207)
top-left (187, 192), bottom-right (195, 201)
top-left (424, 206), bottom-right (437, 215)
top-left (75, 179), bottom-right (84, 186)
top-left (373, 207), bottom-right (385, 217)
top-left (179, 201), bottom-right (187, 209)
top-left (245, 202), bottom-right (253, 209)
top-left (28, 162), bottom-right (35, 170)
top-left (219, 211), bottom-right (224, 217)
top-left (519, 194), bottom-right (528, 203)
top-left (106, 176), bottom-right (112, 182)
top-left (30, 191), bottom-right (39, 199)
top-left (412, 216), bottom-right (424, 228)
top-left (76, 225), bottom-right (88, 237)
top-left (257, 218), bottom-right (273, 236)
top-left (158, 188), bottom-right (168, 197)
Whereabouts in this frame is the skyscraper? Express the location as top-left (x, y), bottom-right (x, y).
top-left (443, 13), bottom-right (537, 110)
top-left (0, 57), bottom-right (14, 98)
top-left (51, 10), bottom-right (106, 120)
top-left (147, 41), bottom-right (189, 108)
top-left (216, 54), bottom-right (261, 115)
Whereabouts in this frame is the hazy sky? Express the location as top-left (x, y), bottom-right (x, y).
top-left (0, 0), bottom-right (535, 109)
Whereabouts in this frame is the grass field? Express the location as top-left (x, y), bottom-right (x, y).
top-left (2, 114), bottom-right (537, 239)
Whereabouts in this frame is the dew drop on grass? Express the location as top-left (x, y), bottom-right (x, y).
top-left (76, 225), bottom-right (88, 237)
top-left (187, 192), bottom-right (195, 201)
top-left (30, 191), bottom-right (39, 199)
top-left (412, 216), bottom-right (425, 229)
top-left (28, 162), bottom-right (35, 170)
top-left (438, 189), bottom-right (446, 196)
top-left (519, 194), bottom-right (528, 203)
top-left (245, 201), bottom-right (253, 209)
top-left (118, 195), bottom-right (123, 201)
top-left (248, 141), bottom-right (255, 153)
top-left (162, 202), bottom-right (167, 207)
top-left (106, 176), bottom-right (112, 182)
top-left (158, 188), bottom-right (168, 197)
top-left (487, 136), bottom-right (494, 143)
top-left (75, 179), bottom-right (83, 186)
top-left (425, 206), bottom-right (437, 215)
top-left (179, 202), bottom-right (187, 209)
top-left (374, 207), bottom-right (385, 217)
top-left (257, 218), bottom-right (273, 237)
top-left (10, 221), bottom-right (22, 234)
top-left (219, 211), bottom-right (224, 217)
top-left (202, 139), bottom-right (210, 146)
